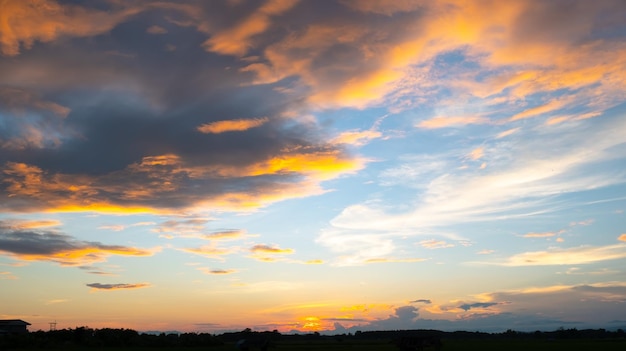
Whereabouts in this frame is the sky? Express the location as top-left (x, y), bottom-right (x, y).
top-left (1, 0), bottom-right (626, 334)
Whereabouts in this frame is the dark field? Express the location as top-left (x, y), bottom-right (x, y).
top-left (223, 338), bottom-right (626, 351)
top-left (4, 328), bottom-right (626, 351)
top-left (11, 338), bottom-right (626, 351)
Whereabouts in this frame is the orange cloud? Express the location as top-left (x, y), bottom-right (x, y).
top-left (0, 0), bottom-right (143, 56)
top-left (619, 234), bottom-right (626, 242)
top-left (340, 303), bottom-right (392, 313)
top-left (249, 244), bottom-right (294, 262)
top-left (467, 147), bottom-right (484, 161)
top-left (204, 230), bottom-right (246, 240)
top-left (0, 231), bottom-right (155, 266)
top-left (332, 130), bottom-right (382, 146)
top-left (204, 0), bottom-right (298, 56)
top-left (510, 98), bottom-right (570, 121)
top-left (250, 244), bottom-right (294, 254)
top-left (183, 245), bottom-right (236, 259)
top-left (244, 150), bottom-right (366, 180)
top-left (25, 247), bottom-right (153, 265)
top-left (545, 111), bottom-right (602, 126)
top-left (0, 219), bottom-right (60, 229)
top-left (341, 0), bottom-right (423, 15)
top-left (0, 87), bottom-right (70, 117)
top-left (2, 146), bottom-right (363, 213)
top-left (197, 117), bottom-right (269, 134)
top-left (237, 0), bottom-right (626, 119)
top-left (496, 128), bottom-right (520, 139)
top-left (313, 68), bottom-right (403, 108)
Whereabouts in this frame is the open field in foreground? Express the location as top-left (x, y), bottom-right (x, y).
top-left (12, 338), bottom-right (626, 351)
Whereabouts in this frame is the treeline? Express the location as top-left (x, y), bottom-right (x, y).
top-left (1, 326), bottom-right (625, 349)
top-left (346, 327), bottom-right (626, 341)
top-left (0, 327), bottom-right (223, 349)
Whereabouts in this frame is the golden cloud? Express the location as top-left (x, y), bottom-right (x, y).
top-left (235, 0), bottom-right (626, 120)
top-left (0, 0), bottom-right (143, 56)
top-left (248, 244), bottom-right (294, 262)
top-left (0, 231), bottom-right (156, 266)
top-left (197, 117), bottom-right (269, 134)
top-left (332, 130), bottom-right (382, 146)
top-left (2, 145), bottom-right (364, 213)
top-left (182, 244), bottom-right (236, 258)
top-left (204, 230), bottom-right (246, 240)
top-left (250, 244), bottom-right (294, 254)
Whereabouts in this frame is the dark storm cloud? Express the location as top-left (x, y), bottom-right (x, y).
top-left (86, 283), bottom-right (150, 290)
top-left (458, 302), bottom-right (499, 311)
top-left (0, 1), bottom-right (363, 215)
top-left (0, 228), bottom-right (153, 265)
top-left (343, 306), bottom-right (580, 333)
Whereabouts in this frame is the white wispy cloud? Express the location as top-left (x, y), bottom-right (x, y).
top-left (501, 244), bottom-right (626, 266)
top-left (319, 111), bottom-right (626, 264)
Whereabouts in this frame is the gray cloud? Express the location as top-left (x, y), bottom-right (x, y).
top-left (342, 283), bottom-right (626, 332)
top-left (86, 283), bottom-right (150, 290)
top-left (0, 1), bottom-right (362, 215)
top-left (0, 229), bottom-right (153, 266)
top-left (458, 302), bottom-right (499, 311)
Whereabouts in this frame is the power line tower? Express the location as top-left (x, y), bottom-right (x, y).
top-left (49, 321), bottom-right (57, 331)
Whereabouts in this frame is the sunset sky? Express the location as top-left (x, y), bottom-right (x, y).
top-left (1, 0), bottom-right (626, 334)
